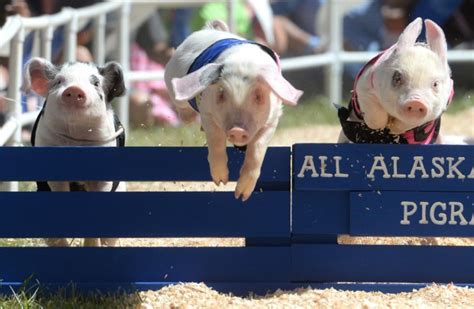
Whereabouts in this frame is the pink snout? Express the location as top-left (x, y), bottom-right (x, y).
top-left (227, 127), bottom-right (249, 145)
top-left (403, 100), bottom-right (428, 118)
top-left (62, 86), bottom-right (86, 105)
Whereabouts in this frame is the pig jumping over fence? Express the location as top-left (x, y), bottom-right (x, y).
top-left (337, 18), bottom-right (463, 145)
top-left (165, 20), bottom-right (303, 201)
top-left (22, 57), bottom-right (126, 247)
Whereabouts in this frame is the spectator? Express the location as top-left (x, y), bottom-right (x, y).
top-left (269, 0), bottom-right (326, 55)
top-left (342, 0), bottom-right (415, 78)
top-left (342, 0), bottom-right (470, 78)
top-left (191, 0), bottom-right (325, 57)
top-left (343, 0), bottom-right (414, 52)
top-left (343, 0), bottom-right (471, 51)
top-left (166, 8), bottom-right (194, 48)
top-left (129, 10), bottom-right (179, 127)
top-left (5, 0), bottom-right (98, 64)
top-left (0, 63), bottom-right (7, 126)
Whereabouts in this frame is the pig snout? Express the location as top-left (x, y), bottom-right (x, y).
top-left (62, 86), bottom-right (86, 105)
top-left (227, 127), bottom-right (249, 145)
top-left (402, 100), bottom-right (428, 119)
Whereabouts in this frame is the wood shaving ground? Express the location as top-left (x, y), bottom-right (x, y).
top-left (139, 283), bottom-right (474, 308)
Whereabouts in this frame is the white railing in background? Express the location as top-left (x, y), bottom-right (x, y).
top-left (0, 0), bottom-right (473, 192)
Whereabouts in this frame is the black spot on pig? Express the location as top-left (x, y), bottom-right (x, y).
top-left (89, 74), bottom-right (100, 87)
top-left (89, 74), bottom-right (104, 101)
top-left (98, 62), bottom-right (126, 102)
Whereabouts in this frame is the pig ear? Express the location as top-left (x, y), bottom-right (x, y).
top-left (99, 62), bottom-right (126, 102)
top-left (204, 19), bottom-right (229, 32)
top-left (22, 57), bottom-right (57, 97)
top-left (425, 19), bottom-right (448, 66)
top-left (258, 66), bottom-right (303, 105)
top-left (396, 17), bottom-right (422, 51)
top-left (171, 63), bottom-right (223, 101)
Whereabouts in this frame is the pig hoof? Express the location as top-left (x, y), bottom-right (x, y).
top-left (211, 167), bottom-right (229, 186)
top-left (235, 175), bottom-right (257, 202)
top-left (212, 172), bottom-right (229, 186)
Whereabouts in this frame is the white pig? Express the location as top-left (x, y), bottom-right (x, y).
top-left (165, 20), bottom-right (302, 201)
top-left (22, 57), bottom-right (126, 247)
top-left (338, 18), bottom-right (457, 145)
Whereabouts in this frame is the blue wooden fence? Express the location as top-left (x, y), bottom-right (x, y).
top-left (0, 144), bottom-right (473, 296)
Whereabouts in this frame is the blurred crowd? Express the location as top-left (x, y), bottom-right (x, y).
top-left (0, 0), bottom-right (473, 128)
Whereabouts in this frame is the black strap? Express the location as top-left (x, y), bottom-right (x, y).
top-left (31, 102), bottom-right (125, 192)
top-left (31, 102), bottom-right (51, 191)
top-left (110, 114), bottom-right (125, 192)
top-left (338, 104), bottom-right (404, 144)
top-left (338, 101), bottom-right (440, 144)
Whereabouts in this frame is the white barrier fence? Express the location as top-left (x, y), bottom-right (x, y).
top-left (0, 0), bottom-right (473, 191)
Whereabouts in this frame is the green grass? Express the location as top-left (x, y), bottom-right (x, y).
top-left (445, 91), bottom-right (473, 114)
top-left (279, 95), bottom-right (338, 128)
top-left (0, 283), bottom-right (142, 308)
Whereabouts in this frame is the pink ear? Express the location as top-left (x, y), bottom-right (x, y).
top-left (29, 70), bottom-right (49, 97)
top-left (425, 19), bottom-right (448, 65)
top-left (171, 63), bottom-right (223, 101)
top-left (259, 66), bottom-right (303, 105)
top-left (22, 57), bottom-right (56, 97)
top-left (396, 17), bottom-right (422, 51)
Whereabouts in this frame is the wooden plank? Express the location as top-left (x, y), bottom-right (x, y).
top-left (293, 144), bottom-right (474, 191)
top-left (0, 247), bottom-right (290, 283)
top-left (292, 191), bottom-right (349, 237)
top-left (0, 147), bottom-right (290, 189)
top-left (0, 191), bottom-right (289, 238)
top-left (292, 244), bottom-right (474, 283)
top-left (351, 191), bottom-right (474, 237)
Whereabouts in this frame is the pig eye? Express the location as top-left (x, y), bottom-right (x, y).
top-left (217, 87), bottom-right (226, 103)
top-left (89, 75), bottom-right (100, 87)
top-left (253, 90), bottom-right (264, 105)
top-left (391, 71), bottom-right (403, 88)
top-left (432, 80), bottom-right (440, 91)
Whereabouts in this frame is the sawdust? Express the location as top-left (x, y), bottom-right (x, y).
top-left (139, 283), bottom-right (474, 308)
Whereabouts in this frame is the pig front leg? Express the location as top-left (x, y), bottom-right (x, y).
top-left (45, 181), bottom-right (71, 247)
top-left (357, 93), bottom-right (389, 130)
top-left (202, 120), bottom-right (229, 186)
top-left (235, 124), bottom-right (277, 201)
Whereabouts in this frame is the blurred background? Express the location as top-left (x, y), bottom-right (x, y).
top-left (0, 0), bottom-right (473, 148)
